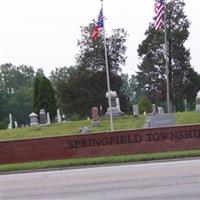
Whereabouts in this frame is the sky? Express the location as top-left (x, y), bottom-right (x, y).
top-left (0, 0), bottom-right (200, 77)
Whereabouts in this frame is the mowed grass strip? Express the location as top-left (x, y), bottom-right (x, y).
top-left (0, 115), bottom-right (145, 141)
top-left (1, 150), bottom-right (200, 173)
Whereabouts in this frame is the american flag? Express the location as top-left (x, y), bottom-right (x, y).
top-left (92, 8), bottom-right (104, 40)
top-left (155, 0), bottom-right (165, 31)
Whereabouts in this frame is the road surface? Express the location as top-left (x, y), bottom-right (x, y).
top-left (1, 159), bottom-right (200, 199)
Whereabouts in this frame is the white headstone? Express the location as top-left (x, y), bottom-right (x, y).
top-left (133, 104), bottom-right (139, 117)
top-left (195, 91), bottom-right (200, 112)
top-left (183, 99), bottom-right (187, 112)
top-left (29, 112), bottom-right (39, 126)
top-left (152, 104), bottom-right (157, 114)
top-left (8, 113), bottom-right (13, 129)
top-left (116, 98), bottom-right (120, 111)
top-left (47, 112), bottom-right (51, 125)
top-left (14, 121), bottom-right (18, 128)
top-left (57, 109), bottom-right (62, 123)
top-left (158, 106), bottom-right (164, 113)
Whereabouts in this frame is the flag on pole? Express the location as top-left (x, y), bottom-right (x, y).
top-left (155, 0), bottom-right (165, 31)
top-left (92, 8), bottom-right (104, 40)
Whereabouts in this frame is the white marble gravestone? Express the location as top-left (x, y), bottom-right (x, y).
top-left (29, 112), bottom-right (39, 126)
top-left (195, 91), bottom-right (200, 112)
top-left (8, 113), bottom-right (13, 129)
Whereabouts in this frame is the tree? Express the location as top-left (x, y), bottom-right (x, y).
top-left (76, 25), bottom-right (127, 74)
top-left (136, 0), bottom-right (200, 111)
top-left (0, 63), bottom-right (35, 93)
top-left (50, 24), bottom-right (128, 117)
top-left (0, 63), bottom-right (35, 127)
top-left (7, 88), bottom-right (33, 125)
top-left (33, 74), bottom-right (57, 120)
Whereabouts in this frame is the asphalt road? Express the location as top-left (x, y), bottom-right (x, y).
top-left (1, 159), bottom-right (200, 200)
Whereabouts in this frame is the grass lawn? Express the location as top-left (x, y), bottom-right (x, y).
top-left (1, 150), bottom-right (200, 173)
top-left (175, 111), bottom-right (200, 125)
top-left (1, 112), bottom-right (200, 141)
top-left (0, 115), bottom-right (145, 141)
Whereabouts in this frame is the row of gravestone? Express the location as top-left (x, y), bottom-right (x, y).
top-left (8, 90), bottom-right (124, 129)
top-left (7, 109), bottom-right (63, 129)
top-left (29, 109), bottom-right (63, 126)
top-left (147, 91), bottom-right (200, 128)
top-left (7, 91), bottom-right (200, 129)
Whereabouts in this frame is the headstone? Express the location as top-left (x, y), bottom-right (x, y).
top-left (195, 91), bottom-right (200, 112)
top-left (47, 112), bottom-right (51, 125)
top-left (8, 113), bottom-right (13, 129)
top-left (14, 121), bottom-right (18, 128)
top-left (91, 107), bottom-right (100, 127)
top-left (99, 105), bottom-right (103, 116)
top-left (29, 112), bottom-right (39, 126)
top-left (183, 99), bottom-right (187, 112)
top-left (62, 114), bottom-right (65, 121)
top-left (39, 109), bottom-right (47, 125)
top-left (158, 106), bottom-right (164, 114)
top-left (57, 109), bottom-right (62, 123)
top-left (79, 126), bottom-right (89, 133)
top-left (148, 113), bottom-right (175, 128)
top-left (105, 91), bottom-right (123, 117)
top-left (152, 104), bottom-right (157, 114)
top-left (133, 104), bottom-right (139, 117)
top-left (116, 98), bottom-right (120, 111)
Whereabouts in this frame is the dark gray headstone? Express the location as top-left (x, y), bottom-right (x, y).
top-left (39, 109), bottom-right (47, 124)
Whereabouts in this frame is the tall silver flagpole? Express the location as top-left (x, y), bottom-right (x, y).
top-left (101, 0), bottom-right (114, 131)
top-left (164, 0), bottom-right (170, 113)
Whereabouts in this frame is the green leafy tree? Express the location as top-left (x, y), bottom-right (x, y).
top-left (33, 73), bottom-right (57, 120)
top-left (76, 25), bottom-right (127, 74)
top-left (136, 0), bottom-right (200, 111)
top-left (0, 63), bottom-right (35, 127)
top-left (7, 88), bottom-right (33, 125)
top-left (50, 24), bottom-right (128, 117)
top-left (50, 65), bottom-right (122, 118)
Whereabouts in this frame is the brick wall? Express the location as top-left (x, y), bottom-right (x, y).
top-left (1, 124), bottom-right (200, 164)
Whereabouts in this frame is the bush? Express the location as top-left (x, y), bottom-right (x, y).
top-left (0, 121), bottom-right (7, 130)
top-left (138, 96), bottom-right (152, 114)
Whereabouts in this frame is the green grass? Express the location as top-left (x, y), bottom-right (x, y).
top-left (1, 150), bottom-right (200, 173)
top-left (175, 111), bottom-right (200, 125)
top-left (0, 115), bottom-right (145, 141)
top-left (1, 112), bottom-right (200, 142)
top-left (1, 112), bottom-right (200, 141)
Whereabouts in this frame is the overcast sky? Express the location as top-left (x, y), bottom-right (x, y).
top-left (0, 0), bottom-right (199, 77)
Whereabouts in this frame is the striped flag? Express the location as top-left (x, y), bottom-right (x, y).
top-left (155, 0), bottom-right (165, 31)
top-left (92, 8), bottom-right (104, 40)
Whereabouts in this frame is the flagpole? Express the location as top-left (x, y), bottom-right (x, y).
top-left (164, 0), bottom-right (170, 113)
top-left (101, 0), bottom-right (114, 131)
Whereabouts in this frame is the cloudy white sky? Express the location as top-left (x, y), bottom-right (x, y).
top-left (0, 0), bottom-right (199, 77)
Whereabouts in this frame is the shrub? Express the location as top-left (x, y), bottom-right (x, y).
top-left (138, 96), bottom-right (152, 114)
